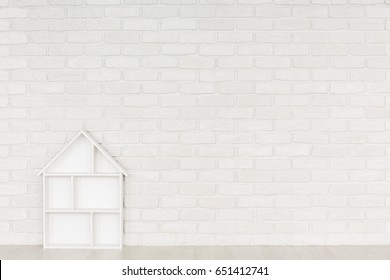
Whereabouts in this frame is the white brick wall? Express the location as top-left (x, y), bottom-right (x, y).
top-left (1, 0), bottom-right (390, 246)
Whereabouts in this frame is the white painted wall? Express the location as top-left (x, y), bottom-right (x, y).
top-left (1, 0), bottom-right (390, 245)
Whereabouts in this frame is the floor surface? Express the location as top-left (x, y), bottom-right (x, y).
top-left (1, 245), bottom-right (390, 260)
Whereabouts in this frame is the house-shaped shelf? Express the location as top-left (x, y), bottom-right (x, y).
top-left (38, 130), bottom-right (127, 249)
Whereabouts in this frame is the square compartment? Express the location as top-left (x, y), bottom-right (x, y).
top-left (46, 177), bottom-right (71, 210)
top-left (74, 176), bottom-right (119, 210)
top-left (46, 213), bottom-right (91, 247)
top-left (93, 213), bottom-right (120, 247)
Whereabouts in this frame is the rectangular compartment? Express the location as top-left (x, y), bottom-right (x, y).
top-left (74, 176), bottom-right (119, 210)
top-left (45, 176), bottom-right (71, 209)
top-left (46, 212), bottom-right (91, 247)
top-left (93, 213), bottom-right (120, 247)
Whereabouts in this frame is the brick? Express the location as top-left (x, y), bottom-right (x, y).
top-left (161, 145), bottom-right (195, 157)
top-left (180, 6), bottom-right (214, 18)
top-left (275, 96), bottom-right (309, 106)
top-left (12, 19), bottom-right (48, 31)
top-left (161, 222), bottom-right (196, 233)
top-left (86, 44), bottom-right (120, 56)
top-left (162, 171), bottom-right (196, 182)
top-left (330, 57), bottom-right (365, 68)
top-left (123, 120), bottom-right (157, 131)
top-left (49, 19), bottom-right (84, 31)
top-left (123, 96), bottom-right (157, 107)
top-left (143, 158), bottom-right (177, 170)
top-left (50, 0), bottom-right (83, 4)
top-left (367, 7), bottom-right (390, 18)
top-left (47, 70), bottom-right (83, 81)
top-left (142, 7), bottom-right (177, 18)
top-left (218, 184), bottom-right (252, 195)
top-left (0, 32), bottom-right (27, 44)
top-left (180, 32), bottom-right (214, 44)
top-left (274, 171), bottom-right (310, 183)
top-left (350, 44), bottom-right (385, 56)
top-left (199, 19), bottom-right (234, 31)
top-left (162, 45), bottom-right (196, 55)
top-left (86, 70), bottom-right (120, 81)
top-left (237, 19), bottom-right (272, 31)
top-left (256, 57), bottom-right (290, 68)
top-left (161, 197), bottom-right (196, 208)
top-left (105, 32), bottom-right (140, 44)
top-left (181, 210), bottom-right (214, 221)
top-left (49, 46), bottom-right (83, 56)
top-left (255, 5), bottom-right (290, 17)
top-left (105, 7), bottom-right (139, 18)
top-left (68, 31), bottom-right (102, 43)
top-left (68, 83), bottom-right (102, 94)
top-left (297, 106), bottom-right (327, 119)
top-left (351, 171), bottom-right (385, 182)
top-left (199, 171), bottom-right (234, 182)
top-left (30, 57), bottom-right (65, 69)
top-left (125, 222), bottom-right (157, 233)
top-left (13, 222), bottom-right (42, 233)
top-left (350, 120), bottom-right (384, 132)
top-left (143, 133), bottom-right (177, 144)
top-left (351, 196), bottom-right (385, 208)
top-left (275, 145), bottom-right (310, 156)
top-left (143, 108), bottom-right (178, 119)
top-left (218, 159), bottom-right (253, 170)
top-left (312, 18), bottom-right (347, 31)
top-left (68, 7), bottom-right (102, 18)
top-left (86, 0), bottom-right (120, 4)
top-left (143, 209), bottom-right (178, 221)
top-left (86, 120), bottom-right (121, 131)
top-left (162, 19), bottom-right (196, 30)
top-left (312, 222), bottom-right (346, 233)
top-left (12, 195), bottom-right (41, 207)
top-left (0, 108), bottom-right (26, 119)
top-left (350, 146), bottom-right (385, 157)
top-left (198, 197), bottom-right (234, 209)
top-left (218, 32), bottom-right (252, 43)
top-left (367, 183), bottom-right (390, 194)
top-left (238, 45), bottom-right (273, 56)
top-left (86, 19), bottom-right (120, 30)
top-left (143, 83), bottom-right (178, 94)
top-left (105, 108), bottom-right (140, 119)
top-left (199, 222), bottom-right (234, 234)
top-left (330, 6), bottom-right (365, 18)
top-left (275, 19), bottom-right (311, 30)
top-left (124, 70), bottom-right (158, 81)
top-left (0, 8), bottom-right (27, 18)
top-left (0, 210), bottom-right (27, 221)
top-left (124, 196), bottom-right (158, 208)
top-left (68, 57), bottom-right (101, 69)
top-left (143, 32), bottom-right (178, 43)
top-left (180, 57), bottom-right (214, 69)
top-left (293, 57), bottom-right (328, 68)
top-left (330, 133), bottom-right (365, 144)
top-left (312, 96), bottom-right (347, 106)
top-left (236, 170), bottom-right (272, 182)
top-left (199, 120), bottom-right (234, 132)
top-left (350, 19), bottom-right (385, 31)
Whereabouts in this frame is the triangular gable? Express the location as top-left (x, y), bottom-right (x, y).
top-left (38, 130), bottom-right (127, 176)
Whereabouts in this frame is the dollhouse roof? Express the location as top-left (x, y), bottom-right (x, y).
top-left (37, 130), bottom-right (128, 176)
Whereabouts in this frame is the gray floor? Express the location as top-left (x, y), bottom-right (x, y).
top-left (1, 245), bottom-right (390, 259)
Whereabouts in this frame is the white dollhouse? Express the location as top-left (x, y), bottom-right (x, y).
top-left (38, 130), bottom-right (127, 249)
